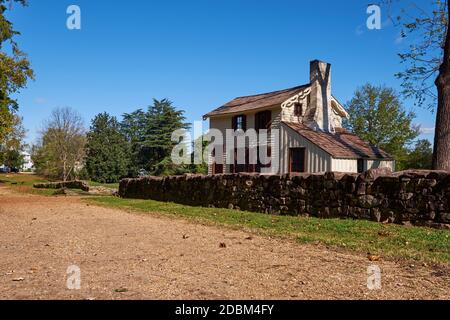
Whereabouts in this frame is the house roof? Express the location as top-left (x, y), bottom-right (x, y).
top-left (204, 84), bottom-right (311, 118)
top-left (283, 122), bottom-right (393, 160)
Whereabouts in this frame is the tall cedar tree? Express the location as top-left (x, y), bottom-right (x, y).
top-left (344, 84), bottom-right (419, 170)
top-left (122, 99), bottom-right (189, 176)
top-left (0, 0), bottom-right (34, 144)
top-left (86, 113), bottom-right (130, 183)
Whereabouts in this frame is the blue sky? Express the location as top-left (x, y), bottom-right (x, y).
top-left (6, 0), bottom-right (436, 144)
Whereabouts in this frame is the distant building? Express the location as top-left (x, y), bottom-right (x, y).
top-left (21, 151), bottom-right (34, 171)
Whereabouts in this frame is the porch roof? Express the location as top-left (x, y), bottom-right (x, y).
top-left (283, 122), bottom-right (393, 160)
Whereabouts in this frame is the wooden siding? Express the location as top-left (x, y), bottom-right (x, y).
top-left (366, 159), bottom-right (396, 171)
top-left (280, 123), bottom-right (332, 174)
top-left (331, 158), bottom-right (358, 172)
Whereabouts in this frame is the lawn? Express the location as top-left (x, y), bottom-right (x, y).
top-left (87, 180), bottom-right (120, 189)
top-left (86, 196), bottom-right (450, 265)
top-left (0, 173), bottom-right (55, 196)
top-left (0, 173), bottom-right (119, 195)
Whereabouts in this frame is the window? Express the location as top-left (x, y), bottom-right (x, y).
top-left (294, 103), bottom-right (303, 117)
top-left (232, 115), bottom-right (246, 131)
top-left (289, 148), bottom-right (306, 173)
top-left (255, 110), bottom-right (272, 131)
top-left (357, 159), bottom-right (365, 173)
top-left (213, 163), bottom-right (223, 174)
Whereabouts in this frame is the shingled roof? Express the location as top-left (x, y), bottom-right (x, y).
top-left (283, 122), bottom-right (393, 160)
top-left (204, 84), bottom-right (311, 118)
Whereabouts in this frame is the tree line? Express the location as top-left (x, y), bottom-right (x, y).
top-left (29, 99), bottom-right (207, 182)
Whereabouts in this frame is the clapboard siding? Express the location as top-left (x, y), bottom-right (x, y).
top-left (280, 123), bottom-right (332, 173)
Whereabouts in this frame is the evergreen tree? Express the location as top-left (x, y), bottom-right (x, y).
top-left (143, 99), bottom-right (190, 173)
top-left (85, 113), bottom-right (130, 183)
top-left (120, 109), bottom-right (148, 176)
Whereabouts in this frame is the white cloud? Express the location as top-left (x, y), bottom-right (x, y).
top-left (420, 127), bottom-right (435, 134)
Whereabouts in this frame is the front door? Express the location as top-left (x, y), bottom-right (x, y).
top-left (289, 148), bottom-right (306, 173)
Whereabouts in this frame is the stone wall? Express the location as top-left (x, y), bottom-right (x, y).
top-left (34, 180), bottom-right (90, 192)
top-left (119, 169), bottom-right (450, 229)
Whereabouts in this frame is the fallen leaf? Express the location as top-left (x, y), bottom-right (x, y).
top-left (114, 288), bottom-right (128, 293)
top-left (182, 234), bottom-right (189, 239)
top-left (245, 236), bottom-right (253, 241)
top-left (12, 277), bottom-right (24, 282)
top-left (219, 243), bottom-right (227, 248)
top-left (367, 254), bottom-right (380, 262)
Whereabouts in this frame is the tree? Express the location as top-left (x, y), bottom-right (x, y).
top-left (403, 139), bottom-right (433, 169)
top-left (433, 1), bottom-right (450, 169)
top-left (344, 84), bottom-right (420, 169)
top-left (120, 109), bottom-right (148, 176)
top-left (0, 113), bottom-right (25, 168)
top-left (143, 99), bottom-right (190, 173)
top-left (0, 0), bottom-right (34, 144)
top-left (386, 0), bottom-right (450, 169)
top-left (85, 113), bottom-right (130, 183)
top-left (32, 107), bottom-right (86, 181)
top-left (121, 99), bottom-right (190, 176)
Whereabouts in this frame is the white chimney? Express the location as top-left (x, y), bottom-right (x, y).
top-left (307, 60), bottom-right (333, 132)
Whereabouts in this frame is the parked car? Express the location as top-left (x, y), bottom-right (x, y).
top-left (0, 167), bottom-right (11, 173)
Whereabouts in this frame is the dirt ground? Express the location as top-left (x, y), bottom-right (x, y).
top-left (0, 186), bottom-right (449, 300)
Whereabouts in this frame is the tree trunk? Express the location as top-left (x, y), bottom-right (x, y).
top-left (432, 1), bottom-right (450, 170)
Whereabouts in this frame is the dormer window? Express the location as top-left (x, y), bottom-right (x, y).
top-left (294, 103), bottom-right (303, 117)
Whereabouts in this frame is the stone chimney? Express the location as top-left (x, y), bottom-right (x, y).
top-left (307, 60), bottom-right (333, 132)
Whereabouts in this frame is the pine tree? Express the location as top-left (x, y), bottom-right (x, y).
top-left (85, 113), bottom-right (130, 183)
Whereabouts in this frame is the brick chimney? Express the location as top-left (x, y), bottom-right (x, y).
top-left (307, 60), bottom-right (333, 132)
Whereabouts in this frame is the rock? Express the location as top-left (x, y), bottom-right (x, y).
top-left (34, 181), bottom-right (89, 192)
top-left (358, 195), bottom-right (378, 209)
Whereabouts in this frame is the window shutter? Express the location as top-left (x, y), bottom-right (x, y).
top-left (266, 111), bottom-right (272, 129)
top-left (232, 116), bottom-right (237, 130)
top-left (242, 115), bottom-right (247, 131)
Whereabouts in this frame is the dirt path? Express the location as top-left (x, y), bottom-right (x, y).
top-left (0, 186), bottom-right (449, 300)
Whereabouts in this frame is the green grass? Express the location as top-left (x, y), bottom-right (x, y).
top-left (0, 173), bottom-right (55, 196)
top-left (86, 196), bottom-right (450, 265)
top-left (86, 180), bottom-right (119, 189)
top-left (0, 174), bottom-right (119, 195)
